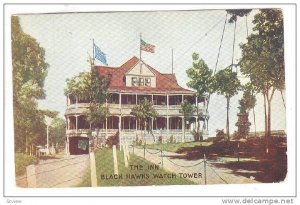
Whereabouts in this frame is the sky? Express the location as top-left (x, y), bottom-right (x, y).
top-left (17, 9), bottom-right (286, 135)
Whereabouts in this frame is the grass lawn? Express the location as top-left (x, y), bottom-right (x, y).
top-left (15, 153), bottom-right (38, 176)
top-left (91, 148), bottom-right (195, 186)
top-left (142, 141), bottom-right (212, 153)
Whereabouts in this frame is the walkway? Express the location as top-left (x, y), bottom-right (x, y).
top-left (131, 147), bottom-right (258, 185)
top-left (16, 154), bottom-right (90, 188)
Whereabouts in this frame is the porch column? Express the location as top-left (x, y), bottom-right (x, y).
top-left (136, 94), bottom-right (138, 105)
top-left (105, 117), bottom-right (108, 139)
top-left (195, 116), bottom-right (198, 132)
top-left (151, 94), bottom-right (154, 104)
top-left (166, 94), bottom-right (169, 137)
top-left (181, 116), bottom-right (185, 142)
top-left (75, 96), bottom-right (78, 108)
top-left (182, 94), bottom-right (184, 103)
top-left (119, 93), bottom-right (122, 108)
top-left (65, 136), bottom-right (69, 155)
top-left (119, 115), bottom-right (122, 150)
top-left (66, 116), bottom-right (69, 130)
top-left (75, 115), bottom-right (78, 134)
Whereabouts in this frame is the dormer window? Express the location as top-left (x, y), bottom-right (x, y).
top-left (139, 78), bottom-right (144, 86)
top-left (132, 77), bottom-right (138, 86)
top-left (145, 78), bottom-right (151, 86)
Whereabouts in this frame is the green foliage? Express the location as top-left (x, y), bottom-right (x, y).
top-left (64, 67), bottom-right (110, 104)
top-left (64, 71), bottom-right (91, 101)
top-left (238, 84), bottom-right (257, 113)
top-left (186, 53), bottom-right (214, 96)
top-left (240, 9), bottom-right (284, 93)
top-left (226, 9), bottom-right (252, 23)
top-left (15, 153), bottom-right (38, 176)
top-left (12, 16), bottom-right (49, 153)
top-left (65, 62), bottom-right (111, 138)
top-left (179, 100), bottom-right (196, 121)
top-left (239, 9), bottom-right (284, 141)
top-left (214, 68), bottom-right (241, 140)
top-left (86, 103), bottom-right (110, 128)
top-left (49, 117), bottom-right (66, 147)
top-left (214, 68), bottom-right (241, 98)
top-left (131, 98), bottom-right (158, 127)
top-left (106, 131), bottom-right (119, 148)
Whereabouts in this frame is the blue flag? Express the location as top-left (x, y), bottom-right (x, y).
top-left (94, 43), bottom-right (108, 65)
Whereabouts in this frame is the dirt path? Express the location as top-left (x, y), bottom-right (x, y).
top-left (131, 147), bottom-right (258, 185)
top-left (16, 154), bottom-right (90, 188)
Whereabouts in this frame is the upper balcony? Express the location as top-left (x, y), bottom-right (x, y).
top-left (65, 93), bottom-right (209, 116)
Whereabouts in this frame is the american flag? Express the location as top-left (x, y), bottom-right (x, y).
top-left (140, 39), bottom-right (155, 53)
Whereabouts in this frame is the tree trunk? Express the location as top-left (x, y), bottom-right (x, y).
top-left (25, 135), bottom-right (28, 154)
top-left (199, 120), bottom-right (203, 141)
top-left (226, 97), bottom-right (230, 141)
top-left (144, 121), bottom-right (146, 145)
top-left (253, 107), bottom-right (257, 136)
top-left (267, 97), bottom-right (272, 152)
top-left (280, 90), bottom-right (286, 109)
top-left (263, 93), bottom-right (268, 154)
top-left (196, 98), bottom-right (202, 142)
top-left (183, 118), bottom-right (185, 143)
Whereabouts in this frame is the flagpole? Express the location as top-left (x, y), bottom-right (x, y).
top-left (140, 33), bottom-right (142, 74)
top-left (92, 38), bottom-right (95, 61)
top-left (171, 48), bottom-right (174, 74)
top-left (139, 33), bottom-right (142, 62)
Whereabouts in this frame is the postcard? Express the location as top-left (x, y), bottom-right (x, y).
top-left (8, 6), bottom-right (291, 193)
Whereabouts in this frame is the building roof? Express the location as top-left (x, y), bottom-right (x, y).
top-left (96, 56), bottom-right (194, 94)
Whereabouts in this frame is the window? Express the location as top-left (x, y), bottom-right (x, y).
top-left (132, 77), bottom-right (138, 86)
top-left (139, 78), bottom-right (144, 86)
top-left (145, 78), bottom-right (151, 86)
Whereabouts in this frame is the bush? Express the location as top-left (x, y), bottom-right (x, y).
top-left (158, 136), bottom-right (163, 144)
top-left (191, 129), bottom-right (200, 141)
top-left (168, 135), bottom-right (176, 143)
top-left (15, 153), bottom-right (38, 176)
top-left (106, 131), bottom-right (119, 148)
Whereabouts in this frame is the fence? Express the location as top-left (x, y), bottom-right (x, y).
top-left (16, 155), bottom-right (90, 188)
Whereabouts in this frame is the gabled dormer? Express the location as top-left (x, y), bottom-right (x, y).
top-left (125, 61), bottom-right (156, 88)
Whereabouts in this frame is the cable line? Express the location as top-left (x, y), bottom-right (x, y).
top-left (180, 17), bottom-right (225, 57)
top-left (214, 12), bottom-right (228, 74)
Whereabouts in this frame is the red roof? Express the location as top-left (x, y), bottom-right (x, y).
top-left (96, 56), bottom-right (194, 94)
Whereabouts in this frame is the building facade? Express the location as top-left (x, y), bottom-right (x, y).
top-left (65, 57), bottom-right (209, 153)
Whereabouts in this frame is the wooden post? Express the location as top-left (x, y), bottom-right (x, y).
top-left (113, 145), bottom-right (119, 175)
top-left (123, 145), bottom-right (128, 168)
top-left (126, 144), bottom-right (130, 161)
top-left (26, 164), bottom-right (36, 188)
top-left (90, 152), bottom-right (98, 187)
top-left (204, 154), bottom-right (207, 185)
top-left (161, 149), bottom-right (164, 169)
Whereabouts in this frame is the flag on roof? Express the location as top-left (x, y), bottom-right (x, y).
top-left (140, 39), bottom-right (155, 53)
top-left (94, 43), bottom-right (108, 65)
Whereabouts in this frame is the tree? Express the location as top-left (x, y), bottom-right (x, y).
top-left (240, 9), bottom-right (284, 152)
top-left (131, 98), bottom-right (158, 144)
top-left (65, 60), bottom-right (110, 148)
top-left (241, 83), bottom-right (257, 135)
top-left (86, 103), bottom-right (109, 149)
top-left (214, 68), bottom-right (241, 140)
top-left (12, 16), bottom-right (49, 153)
top-left (179, 100), bottom-right (196, 142)
top-left (49, 117), bottom-right (66, 148)
top-left (226, 9), bottom-right (252, 23)
top-left (186, 53), bottom-right (214, 141)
